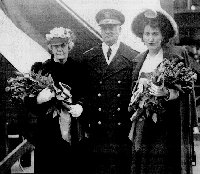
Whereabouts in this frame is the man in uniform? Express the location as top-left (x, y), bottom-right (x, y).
top-left (78, 8), bottom-right (139, 174)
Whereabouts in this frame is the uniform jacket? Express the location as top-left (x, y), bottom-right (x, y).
top-left (82, 42), bottom-right (138, 144)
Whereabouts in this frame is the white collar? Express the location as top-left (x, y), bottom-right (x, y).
top-left (147, 48), bottom-right (163, 61)
top-left (139, 48), bottom-right (163, 74)
top-left (102, 41), bottom-right (120, 64)
top-left (102, 41), bottom-right (120, 50)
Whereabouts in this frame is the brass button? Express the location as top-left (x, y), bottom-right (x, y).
top-left (98, 108), bottom-right (102, 111)
top-left (117, 122), bottom-right (121, 125)
top-left (117, 108), bottom-right (120, 111)
top-left (99, 81), bottom-right (102, 84)
top-left (117, 94), bottom-right (120, 97)
top-left (118, 80), bottom-right (121, 84)
top-left (98, 93), bottom-right (101, 97)
top-left (98, 121), bottom-right (101, 125)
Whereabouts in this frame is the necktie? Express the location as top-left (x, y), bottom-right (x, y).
top-left (107, 47), bottom-right (112, 60)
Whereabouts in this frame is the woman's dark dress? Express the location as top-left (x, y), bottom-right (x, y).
top-left (25, 58), bottom-right (82, 174)
top-left (130, 46), bottom-right (198, 174)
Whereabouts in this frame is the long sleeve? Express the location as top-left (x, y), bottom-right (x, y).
top-left (24, 95), bottom-right (56, 117)
top-left (182, 47), bottom-right (198, 127)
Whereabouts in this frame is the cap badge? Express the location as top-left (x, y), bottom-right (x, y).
top-left (104, 12), bottom-right (111, 19)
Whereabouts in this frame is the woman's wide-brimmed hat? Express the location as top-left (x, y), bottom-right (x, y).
top-left (131, 8), bottom-right (178, 40)
top-left (46, 27), bottom-right (75, 45)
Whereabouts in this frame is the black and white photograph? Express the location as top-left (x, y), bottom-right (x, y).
top-left (0, 0), bottom-right (200, 174)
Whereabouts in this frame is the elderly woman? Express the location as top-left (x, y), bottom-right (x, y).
top-left (129, 9), bottom-right (198, 174)
top-left (25, 27), bottom-right (83, 174)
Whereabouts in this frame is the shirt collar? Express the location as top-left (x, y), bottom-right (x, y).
top-left (102, 40), bottom-right (120, 51)
top-left (102, 41), bottom-right (121, 64)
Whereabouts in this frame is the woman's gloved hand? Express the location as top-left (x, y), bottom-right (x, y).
top-left (68, 104), bottom-right (83, 118)
top-left (37, 87), bottom-right (55, 104)
top-left (149, 82), bottom-right (169, 97)
top-left (149, 82), bottom-right (179, 100)
top-left (193, 126), bottom-right (200, 134)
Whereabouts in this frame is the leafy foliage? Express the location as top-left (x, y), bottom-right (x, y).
top-left (5, 71), bottom-right (54, 103)
top-left (128, 56), bottom-right (197, 122)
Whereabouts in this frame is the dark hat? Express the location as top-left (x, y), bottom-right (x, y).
top-left (131, 8), bottom-right (178, 40)
top-left (95, 9), bottom-right (125, 26)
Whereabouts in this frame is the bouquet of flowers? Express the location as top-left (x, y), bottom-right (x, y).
top-left (6, 70), bottom-right (72, 102)
top-left (128, 55), bottom-right (197, 123)
top-left (5, 70), bottom-right (73, 142)
top-left (6, 71), bottom-right (54, 102)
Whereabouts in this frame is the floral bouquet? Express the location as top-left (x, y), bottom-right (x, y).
top-left (5, 70), bottom-right (73, 143)
top-left (6, 70), bottom-right (72, 104)
top-left (6, 71), bottom-right (54, 103)
top-left (128, 55), bottom-right (197, 123)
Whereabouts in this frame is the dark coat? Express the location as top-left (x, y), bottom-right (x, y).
top-left (130, 45), bottom-right (197, 174)
top-left (78, 42), bottom-right (138, 174)
top-left (25, 57), bottom-right (83, 174)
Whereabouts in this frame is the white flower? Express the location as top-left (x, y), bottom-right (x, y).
top-left (46, 27), bottom-right (73, 41)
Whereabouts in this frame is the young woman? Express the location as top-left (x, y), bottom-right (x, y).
top-left (129, 9), bottom-right (198, 174)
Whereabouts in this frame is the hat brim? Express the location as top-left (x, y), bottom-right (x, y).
top-left (158, 8), bottom-right (178, 37)
top-left (47, 37), bottom-right (69, 45)
top-left (99, 19), bottom-right (121, 25)
top-left (131, 8), bottom-right (178, 39)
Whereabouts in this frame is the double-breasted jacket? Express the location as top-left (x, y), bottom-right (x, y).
top-left (82, 42), bottom-right (138, 145)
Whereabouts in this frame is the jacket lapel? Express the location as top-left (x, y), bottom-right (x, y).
top-left (163, 46), bottom-right (172, 61)
top-left (103, 43), bottom-right (132, 78)
top-left (88, 46), bottom-right (108, 74)
top-left (132, 50), bottom-right (148, 81)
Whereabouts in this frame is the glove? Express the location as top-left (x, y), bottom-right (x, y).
top-left (149, 82), bottom-right (169, 97)
top-left (37, 88), bottom-right (55, 104)
top-left (193, 127), bottom-right (200, 134)
top-left (68, 104), bottom-right (83, 118)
